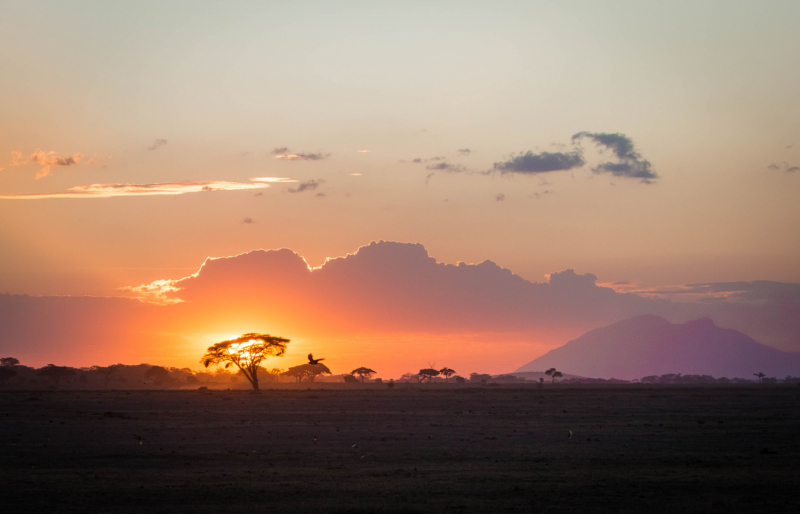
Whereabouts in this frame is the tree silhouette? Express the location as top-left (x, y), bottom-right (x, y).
top-left (201, 333), bottom-right (289, 390)
top-left (350, 367), bottom-right (377, 383)
top-left (753, 372), bottom-right (766, 383)
top-left (439, 367), bottom-right (456, 382)
top-left (90, 364), bottom-right (125, 388)
top-left (144, 366), bottom-right (170, 386)
top-left (545, 368), bottom-right (562, 383)
top-left (418, 368), bottom-right (440, 383)
top-left (282, 363), bottom-right (332, 383)
top-left (1, 357), bottom-right (20, 367)
top-left (38, 364), bottom-right (76, 387)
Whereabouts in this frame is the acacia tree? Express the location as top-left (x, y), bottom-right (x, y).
top-left (418, 368), bottom-right (440, 383)
top-left (439, 367), bottom-right (456, 382)
top-left (1, 357), bottom-right (20, 367)
top-left (545, 368), bottom-right (562, 383)
top-left (201, 333), bottom-right (289, 391)
top-left (753, 372), bottom-right (766, 384)
top-left (350, 367), bottom-right (377, 383)
top-left (282, 363), bottom-right (331, 383)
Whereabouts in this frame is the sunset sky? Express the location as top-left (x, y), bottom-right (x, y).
top-left (1, 1), bottom-right (799, 377)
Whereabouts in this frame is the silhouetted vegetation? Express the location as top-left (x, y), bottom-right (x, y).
top-left (439, 367), bottom-right (456, 382)
top-left (282, 363), bottom-right (332, 383)
top-left (201, 333), bottom-right (289, 390)
top-left (418, 368), bottom-right (440, 382)
top-left (38, 364), bottom-right (76, 387)
top-left (1, 357), bottom-right (20, 367)
top-left (350, 367), bottom-right (376, 383)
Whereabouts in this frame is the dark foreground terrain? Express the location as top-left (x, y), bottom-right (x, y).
top-left (1, 385), bottom-right (799, 513)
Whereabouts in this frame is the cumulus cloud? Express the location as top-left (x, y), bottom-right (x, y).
top-left (768, 162), bottom-right (799, 173)
top-left (493, 151), bottom-right (585, 174)
top-left (572, 132), bottom-right (657, 182)
top-left (148, 139), bottom-right (168, 151)
top-left (0, 177), bottom-right (295, 200)
top-left (288, 179), bottom-right (324, 193)
top-left (1, 241), bottom-right (799, 373)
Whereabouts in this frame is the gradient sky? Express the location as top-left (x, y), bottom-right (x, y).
top-left (1, 1), bottom-right (799, 374)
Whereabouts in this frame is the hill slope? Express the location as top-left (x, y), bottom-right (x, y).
top-left (515, 315), bottom-right (800, 380)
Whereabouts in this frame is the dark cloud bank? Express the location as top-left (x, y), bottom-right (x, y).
top-left (487, 132), bottom-right (658, 182)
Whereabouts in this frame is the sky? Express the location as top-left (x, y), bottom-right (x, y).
top-left (1, 1), bottom-right (799, 377)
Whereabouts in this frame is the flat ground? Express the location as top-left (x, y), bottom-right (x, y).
top-left (1, 385), bottom-right (799, 513)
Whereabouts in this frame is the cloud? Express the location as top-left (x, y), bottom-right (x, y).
top-left (242, 217), bottom-right (255, 224)
top-left (28, 150), bottom-right (84, 179)
top-left (495, 193), bottom-right (505, 201)
top-left (425, 162), bottom-right (464, 172)
top-left (457, 148), bottom-right (471, 155)
top-left (273, 149), bottom-right (330, 161)
top-left (571, 132), bottom-right (657, 182)
top-left (493, 151), bottom-right (585, 174)
top-left (1, 241), bottom-right (799, 375)
top-left (148, 139), bottom-right (168, 151)
top-left (412, 158), bottom-right (422, 163)
top-left (288, 179), bottom-right (324, 193)
top-left (768, 162), bottom-right (799, 173)
top-left (357, 150), bottom-right (370, 153)
top-left (0, 177), bottom-right (295, 200)
top-left (10, 151), bottom-right (26, 166)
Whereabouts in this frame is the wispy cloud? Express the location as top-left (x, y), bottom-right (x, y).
top-left (768, 162), bottom-right (799, 173)
top-left (288, 179), bottom-right (324, 193)
top-left (572, 132), bottom-right (657, 182)
top-left (273, 147), bottom-right (330, 161)
top-left (242, 217), bottom-right (255, 224)
top-left (148, 139), bottom-right (168, 151)
top-left (357, 149), bottom-right (370, 153)
top-left (495, 193), bottom-right (506, 201)
top-left (425, 162), bottom-right (464, 172)
top-left (493, 151), bottom-right (585, 174)
top-left (457, 148), bottom-right (471, 155)
top-left (0, 177), bottom-right (295, 200)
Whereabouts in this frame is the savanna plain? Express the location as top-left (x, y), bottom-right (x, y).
top-left (1, 385), bottom-right (798, 514)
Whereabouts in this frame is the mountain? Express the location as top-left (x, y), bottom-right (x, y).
top-left (514, 315), bottom-right (800, 380)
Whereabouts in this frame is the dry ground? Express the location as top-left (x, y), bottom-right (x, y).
top-left (1, 385), bottom-right (799, 513)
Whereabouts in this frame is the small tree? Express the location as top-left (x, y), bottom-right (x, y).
top-left (350, 367), bottom-right (377, 383)
top-left (439, 367), bottom-right (456, 382)
top-left (201, 333), bottom-right (289, 391)
top-left (753, 372), bottom-right (766, 384)
top-left (1, 357), bottom-right (20, 367)
top-left (38, 364), bottom-right (76, 387)
top-left (418, 368), bottom-right (440, 383)
top-left (545, 368), bottom-right (562, 383)
top-left (282, 363), bottom-right (331, 383)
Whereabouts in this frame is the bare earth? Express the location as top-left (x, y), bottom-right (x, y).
top-left (1, 385), bottom-right (799, 513)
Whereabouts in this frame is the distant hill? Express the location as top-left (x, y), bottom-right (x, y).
top-left (514, 315), bottom-right (800, 380)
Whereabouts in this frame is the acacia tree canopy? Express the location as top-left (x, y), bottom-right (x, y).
top-left (350, 367), bottom-right (377, 383)
top-left (201, 333), bottom-right (289, 390)
top-left (418, 368), bottom-right (440, 382)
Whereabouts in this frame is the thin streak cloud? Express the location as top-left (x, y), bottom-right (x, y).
top-left (0, 177), bottom-right (295, 200)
